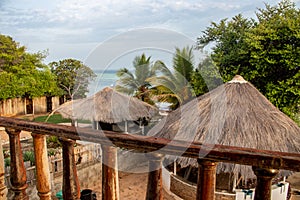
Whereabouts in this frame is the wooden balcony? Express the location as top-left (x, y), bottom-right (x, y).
top-left (0, 116), bottom-right (299, 200)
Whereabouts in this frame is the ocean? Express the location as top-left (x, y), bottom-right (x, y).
top-left (88, 70), bottom-right (119, 96)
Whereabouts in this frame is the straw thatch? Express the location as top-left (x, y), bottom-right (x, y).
top-left (148, 75), bottom-right (300, 178)
top-left (54, 99), bottom-right (84, 120)
top-left (56, 87), bottom-right (157, 123)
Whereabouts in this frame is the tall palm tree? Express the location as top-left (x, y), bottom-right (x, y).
top-left (147, 46), bottom-right (195, 110)
top-left (173, 46), bottom-right (194, 82)
top-left (115, 53), bottom-right (156, 105)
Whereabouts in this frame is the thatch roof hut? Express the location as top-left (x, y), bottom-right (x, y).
top-left (148, 75), bottom-right (300, 178)
top-left (56, 87), bottom-right (157, 124)
top-left (55, 87), bottom-right (158, 199)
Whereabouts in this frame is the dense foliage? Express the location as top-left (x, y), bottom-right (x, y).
top-left (191, 57), bottom-right (223, 96)
top-left (50, 59), bottom-right (96, 100)
top-left (0, 34), bottom-right (60, 99)
top-left (197, 0), bottom-right (300, 118)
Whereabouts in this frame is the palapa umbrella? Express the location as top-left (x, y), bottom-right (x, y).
top-left (56, 87), bottom-right (158, 199)
top-left (148, 75), bottom-right (300, 179)
top-left (57, 87), bottom-right (157, 125)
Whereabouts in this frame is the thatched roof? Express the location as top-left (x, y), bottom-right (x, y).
top-left (54, 99), bottom-right (84, 120)
top-left (148, 75), bottom-right (300, 178)
top-left (56, 87), bottom-right (157, 123)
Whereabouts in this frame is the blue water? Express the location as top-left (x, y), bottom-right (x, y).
top-left (88, 70), bottom-right (119, 96)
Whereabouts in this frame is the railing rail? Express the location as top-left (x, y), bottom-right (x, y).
top-left (0, 116), bottom-right (300, 200)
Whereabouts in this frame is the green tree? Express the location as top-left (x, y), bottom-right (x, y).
top-left (0, 34), bottom-right (60, 99)
top-left (197, 0), bottom-right (300, 119)
top-left (246, 0), bottom-right (300, 117)
top-left (191, 57), bottom-right (223, 96)
top-left (115, 53), bottom-right (156, 104)
top-left (50, 59), bottom-right (96, 100)
top-left (197, 14), bottom-right (254, 81)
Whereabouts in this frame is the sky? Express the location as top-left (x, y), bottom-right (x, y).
top-left (1, 0), bottom-right (299, 71)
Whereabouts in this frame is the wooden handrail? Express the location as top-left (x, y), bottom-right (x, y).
top-left (0, 116), bottom-right (300, 200)
top-left (0, 116), bottom-right (300, 172)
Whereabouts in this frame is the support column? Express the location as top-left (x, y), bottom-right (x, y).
top-left (0, 130), bottom-right (7, 198)
top-left (146, 153), bottom-right (163, 200)
top-left (253, 167), bottom-right (279, 200)
top-left (6, 128), bottom-right (29, 200)
top-left (196, 159), bottom-right (217, 200)
top-left (32, 133), bottom-right (51, 200)
top-left (60, 138), bottom-right (80, 200)
top-left (101, 145), bottom-right (119, 200)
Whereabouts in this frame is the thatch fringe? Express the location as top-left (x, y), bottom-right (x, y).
top-left (148, 75), bottom-right (300, 178)
top-left (56, 87), bottom-right (157, 123)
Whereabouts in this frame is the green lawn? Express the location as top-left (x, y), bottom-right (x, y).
top-left (33, 114), bottom-right (72, 124)
top-left (33, 114), bottom-right (91, 124)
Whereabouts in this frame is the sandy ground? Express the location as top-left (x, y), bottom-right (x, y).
top-left (119, 171), bottom-right (178, 200)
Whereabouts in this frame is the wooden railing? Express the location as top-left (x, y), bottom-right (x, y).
top-left (0, 116), bottom-right (300, 200)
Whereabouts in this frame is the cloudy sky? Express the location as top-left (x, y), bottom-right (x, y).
top-left (1, 0), bottom-right (299, 70)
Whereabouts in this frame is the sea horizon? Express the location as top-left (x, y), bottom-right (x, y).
top-left (88, 69), bottom-right (119, 96)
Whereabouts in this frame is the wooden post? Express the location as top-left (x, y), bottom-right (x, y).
top-left (60, 138), bottom-right (80, 199)
top-left (0, 131), bottom-right (7, 198)
top-left (253, 167), bottom-right (279, 200)
top-left (6, 128), bottom-right (29, 200)
top-left (146, 153), bottom-right (163, 200)
top-left (101, 145), bottom-right (119, 200)
top-left (32, 133), bottom-right (51, 199)
top-left (196, 159), bottom-right (217, 200)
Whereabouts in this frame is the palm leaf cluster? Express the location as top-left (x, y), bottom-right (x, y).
top-left (115, 54), bottom-right (156, 105)
top-left (115, 47), bottom-right (196, 109)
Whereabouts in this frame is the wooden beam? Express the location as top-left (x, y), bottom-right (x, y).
top-left (0, 132), bottom-right (7, 198)
top-left (60, 138), bottom-right (80, 199)
top-left (253, 167), bottom-right (279, 200)
top-left (1, 117), bottom-right (300, 172)
top-left (32, 133), bottom-right (51, 200)
top-left (101, 145), bottom-right (119, 200)
top-left (146, 154), bottom-right (163, 200)
top-left (196, 160), bottom-right (217, 200)
top-left (6, 128), bottom-right (29, 200)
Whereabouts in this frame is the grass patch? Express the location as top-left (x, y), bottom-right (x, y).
top-left (33, 114), bottom-right (91, 124)
top-left (33, 114), bottom-right (71, 124)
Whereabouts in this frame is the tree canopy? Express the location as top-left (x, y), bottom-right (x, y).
top-left (0, 34), bottom-right (60, 100)
top-left (50, 59), bottom-right (96, 100)
top-left (197, 0), bottom-right (300, 119)
top-left (191, 57), bottom-right (223, 96)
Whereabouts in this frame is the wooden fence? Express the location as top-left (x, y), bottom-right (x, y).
top-left (0, 96), bottom-right (60, 116)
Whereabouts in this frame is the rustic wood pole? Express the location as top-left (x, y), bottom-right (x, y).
top-left (253, 167), bottom-right (279, 200)
top-left (0, 131), bottom-right (7, 198)
top-left (196, 159), bottom-right (217, 200)
top-left (146, 153), bottom-right (163, 200)
top-left (101, 145), bottom-right (119, 200)
top-left (6, 128), bottom-right (29, 200)
top-left (60, 138), bottom-right (81, 200)
top-left (32, 133), bottom-right (51, 200)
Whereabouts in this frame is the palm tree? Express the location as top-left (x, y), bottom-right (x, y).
top-left (173, 46), bottom-right (194, 82)
top-left (146, 46), bottom-right (195, 110)
top-left (115, 53), bottom-right (156, 105)
top-left (147, 60), bottom-right (193, 110)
